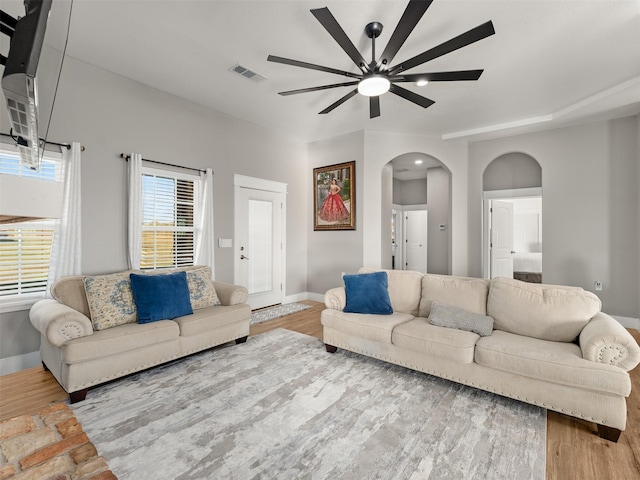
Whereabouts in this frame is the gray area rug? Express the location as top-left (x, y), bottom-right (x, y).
top-left (72, 329), bottom-right (546, 480)
top-left (250, 302), bottom-right (312, 325)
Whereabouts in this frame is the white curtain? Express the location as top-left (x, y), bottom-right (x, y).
top-left (127, 153), bottom-right (142, 269)
top-left (195, 168), bottom-right (215, 278)
top-left (46, 142), bottom-right (82, 292)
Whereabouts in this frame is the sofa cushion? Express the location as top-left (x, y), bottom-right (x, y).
top-left (50, 276), bottom-right (91, 318)
top-left (321, 309), bottom-right (413, 344)
top-left (186, 266), bottom-right (220, 309)
top-left (418, 274), bottom-right (489, 318)
top-left (343, 271), bottom-right (393, 315)
top-left (359, 268), bottom-right (423, 316)
top-left (475, 330), bottom-right (631, 396)
top-left (392, 318), bottom-right (480, 364)
top-left (62, 320), bottom-right (180, 364)
top-left (173, 304), bottom-right (251, 337)
top-left (130, 271), bottom-right (193, 323)
top-left (429, 302), bottom-right (494, 337)
top-left (488, 277), bottom-right (601, 342)
top-left (83, 272), bottom-right (137, 331)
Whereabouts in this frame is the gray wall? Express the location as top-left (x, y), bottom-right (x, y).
top-left (468, 116), bottom-right (639, 318)
top-left (483, 152), bottom-right (542, 190)
top-left (307, 131), bottom-right (364, 294)
top-left (0, 55), bottom-right (309, 362)
top-left (427, 167), bottom-right (450, 275)
top-left (393, 178), bottom-right (428, 205)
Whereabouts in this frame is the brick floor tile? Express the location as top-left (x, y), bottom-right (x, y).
top-left (57, 417), bottom-right (83, 439)
top-left (70, 442), bottom-right (97, 464)
top-left (20, 432), bottom-right (89, 470)
top-left (0, 428), bottom-right (56, 463)
top-left (0, 415), bottom-right (36, 441)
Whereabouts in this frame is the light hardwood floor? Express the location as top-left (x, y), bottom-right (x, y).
top-left (1, 300), bottom-right (638, 479)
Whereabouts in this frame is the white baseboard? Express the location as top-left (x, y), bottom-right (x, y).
top-left (612, 315), bottom-right (640, 330)
top-left (283, 292), bottom-right (325, 304)
top-left (0, 350), bottom-right (41, 376)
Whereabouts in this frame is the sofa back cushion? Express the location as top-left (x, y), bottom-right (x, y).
top-left (418, 274), bottom-right (489, 318)
top-left (359, 268), bottom-right (423, 316)
top-left (487, 277), bottom-right (601, 342)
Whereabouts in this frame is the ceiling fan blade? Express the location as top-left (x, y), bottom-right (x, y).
top-left (319, 89), bottom-right (359, 114)
top-left (370, 96), bottom-right (381, 118)
top-left (391, 69), bottom-right (484, 82)
top-left (278, 82), bottom-right (359, 96)
top-left (377, 0), bottom-right (433, 70)
top-left (389, 21), bottom-right (495, 75)
top-left (311, 7), bottom-right (369, 73)
top-left (267, 55), bottom-right (362, 79)
top-left (389, 84), bottom-right (435, 109)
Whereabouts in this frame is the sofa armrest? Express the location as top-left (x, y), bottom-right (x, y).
top-left (579, 312), bottom-right (640, 371)
top-left (29, 299), bottom-right (93, 347)
top-left (213, 281), bottom-right (248, 306)
top-left (324, 287), bottom-right (346, 311)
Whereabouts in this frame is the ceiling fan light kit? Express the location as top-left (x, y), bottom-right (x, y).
top-left (357, 75), bottom-right (391, 97)
top-left (267, 0), bottom-right (495, 119)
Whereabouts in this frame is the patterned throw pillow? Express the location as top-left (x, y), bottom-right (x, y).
top-left (186, 267), bottom-right (220, 309)
top-left (83, 272), bottom-right (137, 331)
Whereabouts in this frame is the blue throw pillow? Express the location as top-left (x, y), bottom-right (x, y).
top-left (130, 271), bottom-right (193, 323)
top-left (343, 271), bottom-right (393, 315)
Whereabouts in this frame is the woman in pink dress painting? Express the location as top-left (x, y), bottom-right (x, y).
top-left (319, 178), bottom-right (350, 222)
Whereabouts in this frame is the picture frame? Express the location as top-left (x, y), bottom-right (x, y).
top-left (313, 161), bottom-right (355, 231)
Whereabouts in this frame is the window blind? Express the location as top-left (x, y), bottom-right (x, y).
top-left (0, 144), bottom-right (61, 299)
top-left (0, 221), bottom-right (55, 296)
top-left (0, 146), bottom-right (61, 181)
top-left (141, 171), bottom-right (197, 269)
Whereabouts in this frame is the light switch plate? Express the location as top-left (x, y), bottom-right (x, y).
top-left (218, 238), bottom-right (233, 248)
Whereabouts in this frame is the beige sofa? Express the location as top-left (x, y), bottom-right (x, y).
top-left (322, 268), bottom-right (640, 442)
top-left (29, 266), bottom-right (251, 403)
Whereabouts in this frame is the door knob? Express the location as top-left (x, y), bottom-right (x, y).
top-left (240, 255), bottom-right (250, 260)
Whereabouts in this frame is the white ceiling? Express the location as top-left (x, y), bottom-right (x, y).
top-left (4, 0), bottom-right (640, 145)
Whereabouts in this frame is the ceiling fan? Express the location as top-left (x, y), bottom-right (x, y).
top-left (267, 0), bottom-right (495, 119)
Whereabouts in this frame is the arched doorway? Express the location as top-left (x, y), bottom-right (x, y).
top-left (384, 152), bottom-right (452, 275)
top-left (482, 152), bottom-right (542, 282)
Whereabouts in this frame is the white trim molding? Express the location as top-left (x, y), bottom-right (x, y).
top-left (0, 350), bottom-right (41, 376)
top-left (612, 315), bottom-right (640, 330)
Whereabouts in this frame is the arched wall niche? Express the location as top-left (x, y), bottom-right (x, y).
top-left (383, 151), bottom-right (452, 275)
top-left (483, 152), bottom-right (542, 191)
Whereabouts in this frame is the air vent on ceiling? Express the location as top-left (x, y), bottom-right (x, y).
top-left (230, 64), bottom-right (266, 82)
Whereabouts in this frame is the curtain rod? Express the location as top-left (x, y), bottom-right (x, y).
top-left (0, 132), bottom-right (85, 151)
top-left (119, 153), bottom-right (210, 174)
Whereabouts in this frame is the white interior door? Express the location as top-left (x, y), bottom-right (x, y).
top-left (404, 210), bottom-right (428, 273)
top-left (235, 186), bottom-right (284, 310)
top-left (490, 200), bottom-right (514, 278)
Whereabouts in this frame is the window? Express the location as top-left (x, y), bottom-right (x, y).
top-left (141, 167), bottom-right (199, 269)
top-left (0, 145), bottom-right (61, 302)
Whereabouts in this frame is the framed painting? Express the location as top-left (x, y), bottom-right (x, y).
top-left (313, 161), bottom-right (355, 231)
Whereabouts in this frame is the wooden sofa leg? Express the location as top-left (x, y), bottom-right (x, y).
top-left (325, 344), bottom-right (337, 353)
top-left (42, 361), bottom-right (50, 372)
top-left (597, 424), bottom-right (622, 442)
top-left (235, 336), bottom-right (248, 344)
top-left (69, 389), bottom-right (88, 404)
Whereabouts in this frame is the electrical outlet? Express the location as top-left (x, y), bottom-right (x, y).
top-left (594, 281), bottom-right (603, 291)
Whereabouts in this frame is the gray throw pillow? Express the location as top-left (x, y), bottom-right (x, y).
top-left (429, 302), bottom-right (494, 337)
